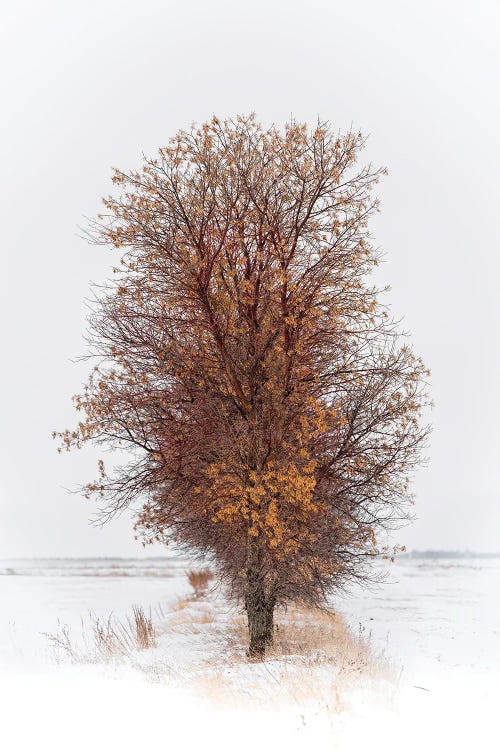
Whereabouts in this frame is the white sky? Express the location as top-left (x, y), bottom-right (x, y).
top-left (1, 0), bottom-right (498, 557)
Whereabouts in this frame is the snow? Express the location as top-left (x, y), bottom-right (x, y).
top-left (338, 557), bottom-right (500, 747)
top-left (339, 556), bottom-right (500, 688)
top-left (0, 557), bottom-right (191, 672)
top-left (0, 556), bottom-right (498, 748)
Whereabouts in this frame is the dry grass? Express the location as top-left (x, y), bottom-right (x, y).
top-left (187, 568), bottom-right (214, 596)
top-left (196, 604), bottom-right (396, 711)
top-left (134, 605), bottom-right (157, 649)
top-left (168, 602), bottom-right (217, 630)
top-left (45, 605), bottom-right (157, 664)
top-left (267, 606), bottom-right (382, 675)
top-left (169, 568), bottom-right (215, 621)
top-left (44, 578), bottom-right (396, 715)
top-left (173, 598), bottom-right (190, 612)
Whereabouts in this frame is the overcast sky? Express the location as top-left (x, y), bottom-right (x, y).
top-left (1, 0), bottom-right (498, 558)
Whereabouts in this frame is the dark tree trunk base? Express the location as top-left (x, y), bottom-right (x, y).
top-left (245, 583), bottom-right (275, 659)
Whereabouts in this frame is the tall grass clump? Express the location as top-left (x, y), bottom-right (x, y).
top-left (187, 568), bottom-right (214, 597)
top-left (45, 605), bottom-right (156, 664)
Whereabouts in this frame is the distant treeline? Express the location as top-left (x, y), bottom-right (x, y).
top-left (402, 550), bottom-right (500, 559)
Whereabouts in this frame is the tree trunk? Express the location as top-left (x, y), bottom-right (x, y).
top-left (245, 573), bottom-right (276, 659)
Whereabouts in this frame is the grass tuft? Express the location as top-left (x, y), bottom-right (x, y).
top-left (44, 605), bottom-right (156, 664)
top-left (187, 568), bottom-right (214, 596)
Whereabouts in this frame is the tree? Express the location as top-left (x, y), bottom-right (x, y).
top-left (57, 115), bottom-right (429, 658)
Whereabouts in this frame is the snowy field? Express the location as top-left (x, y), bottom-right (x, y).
top-left (0, 555), bottom-right (498, 749)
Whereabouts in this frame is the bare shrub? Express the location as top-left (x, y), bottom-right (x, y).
top-left (45, 605), bottom-right (156, 664)
top-left (187, 568), bottom-right (214, 596)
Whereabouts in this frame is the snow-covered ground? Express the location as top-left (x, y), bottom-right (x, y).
top-left (0, 555), bottom-right (498, 749)
top-left (338, 556), bottom-right (500, 747)
top-left (0, 556), bottom-right (191, 671)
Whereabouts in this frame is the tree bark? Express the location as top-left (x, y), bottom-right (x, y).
top-left (245, 571), bottom-right (276, 659)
